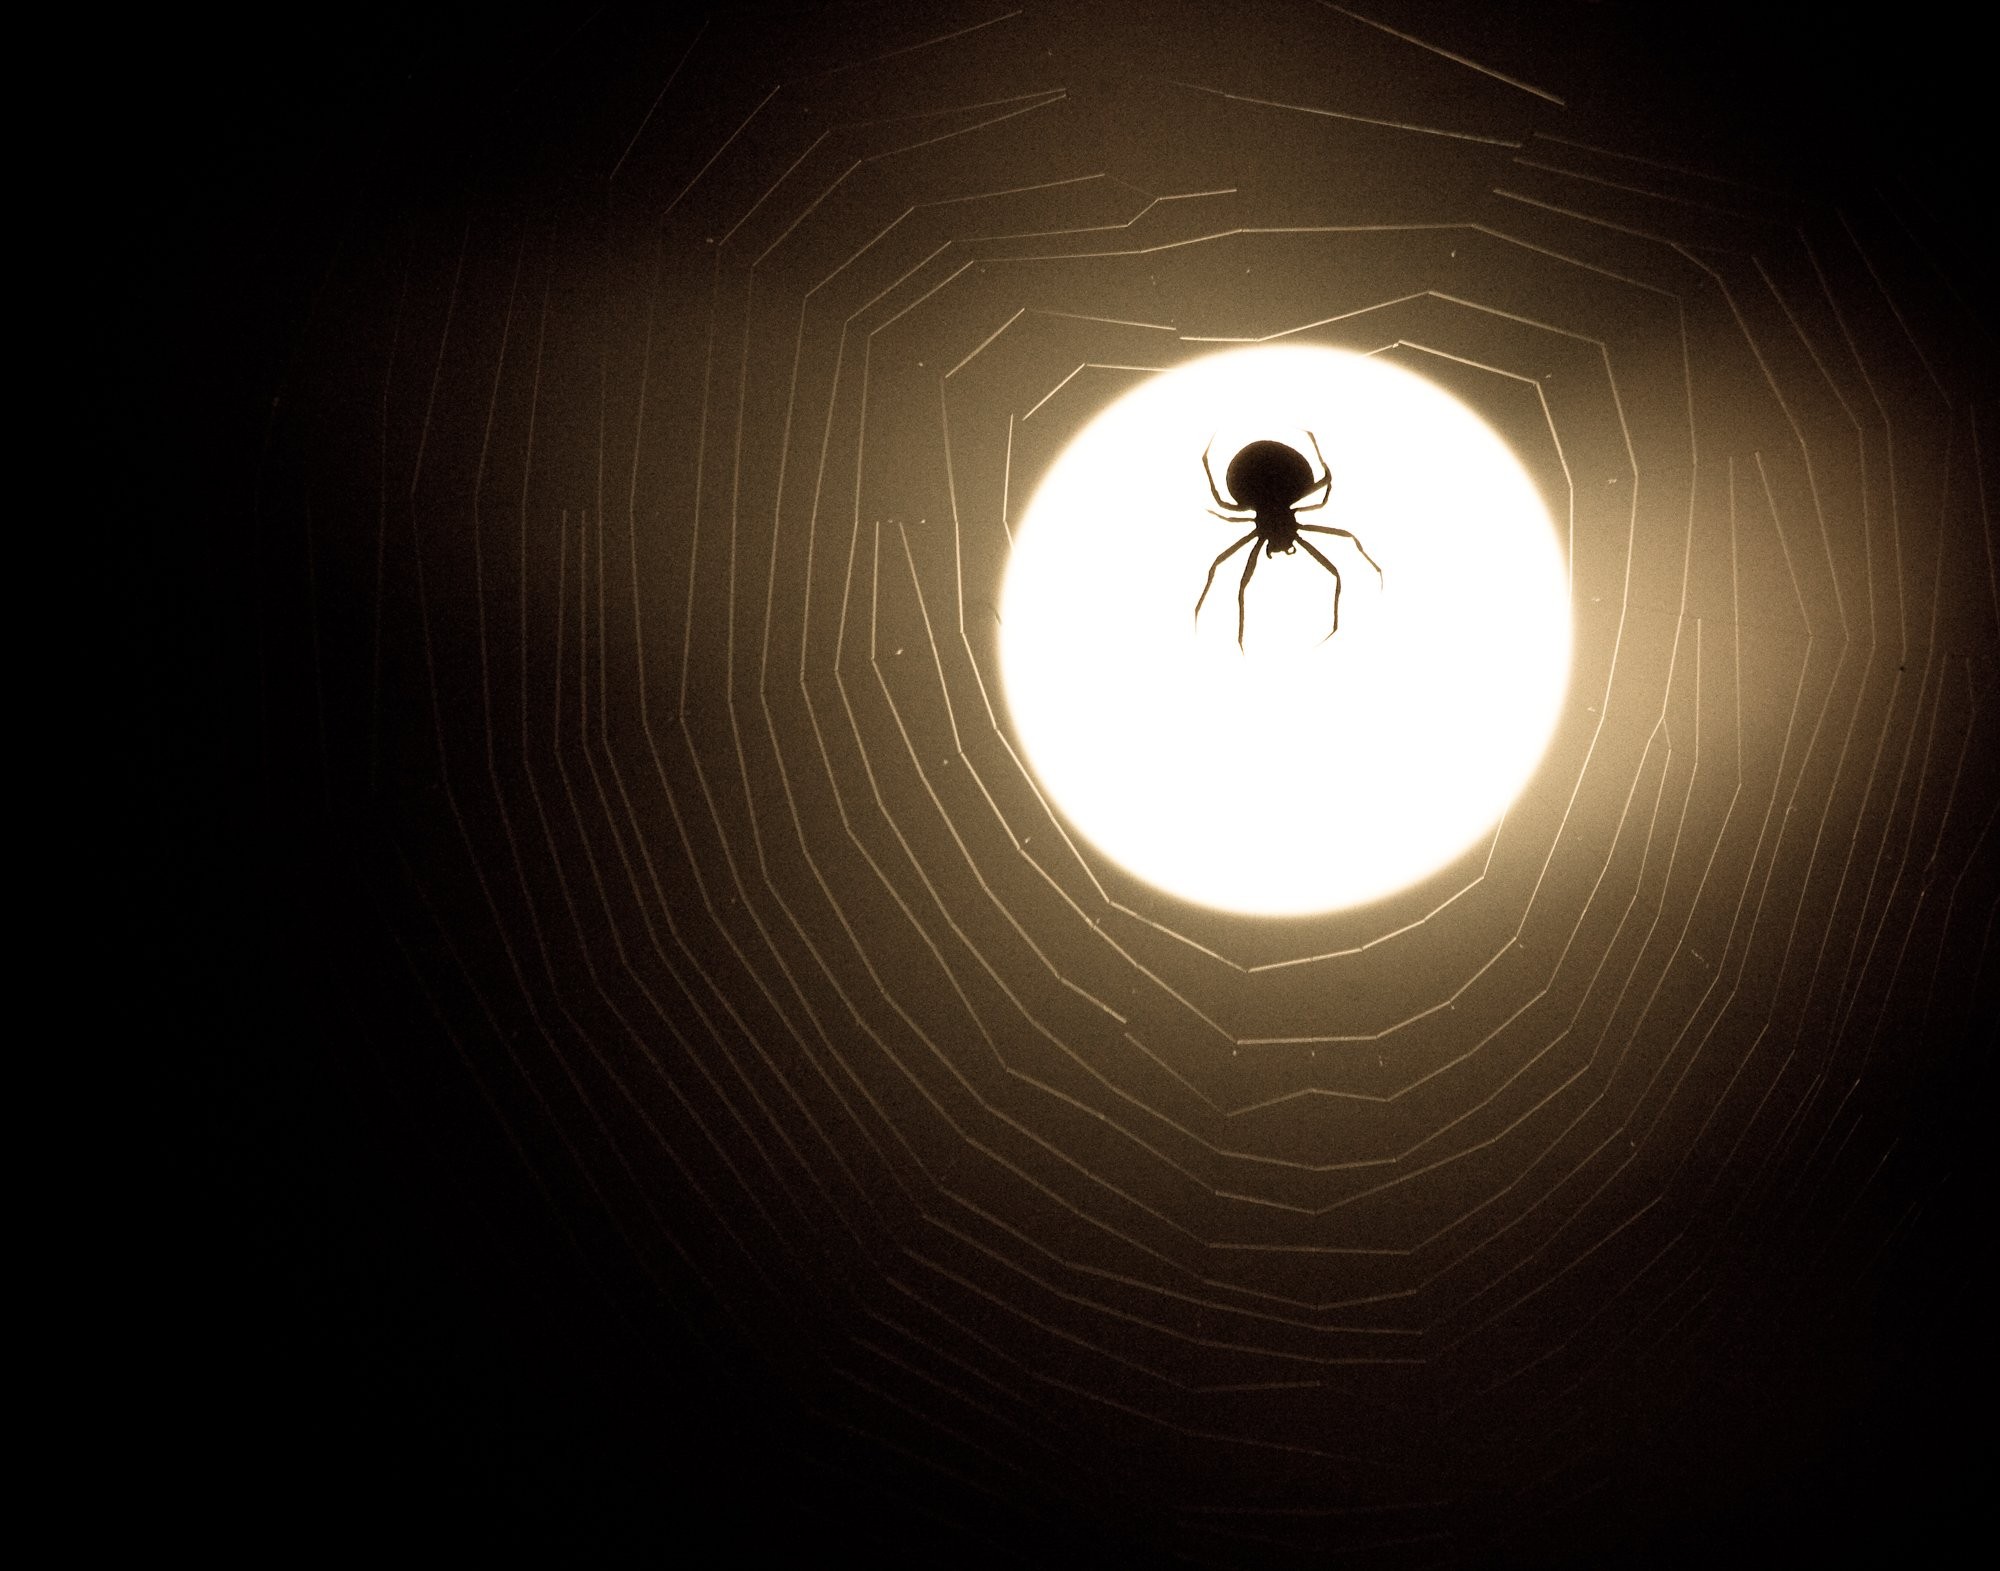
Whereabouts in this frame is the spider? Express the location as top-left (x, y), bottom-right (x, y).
top-left (1195, 431), bottom-right (1383, 649)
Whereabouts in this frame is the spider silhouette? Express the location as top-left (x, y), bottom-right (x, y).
top-left (1195, 432), bottom-right (1383, 649)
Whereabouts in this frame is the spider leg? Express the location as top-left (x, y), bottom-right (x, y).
top-left (1194, 531), bottom-right (1258, 628)
top-left (1208, 507), bottom-right (1253, 523)
top-left (1200, 437), bottom-right (1237, 511)
top-left (1295, 430), bottom-right (1333, 511)
top-left (1235, 539), bottom-right (1263, 651)
top-left (1296, 535), bottom-right (1346, 638)
top-left (1299, 524), bottom-right (1384, 583)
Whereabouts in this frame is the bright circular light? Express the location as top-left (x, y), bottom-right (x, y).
top-left (1000, 345), bottom-right (1571, 917)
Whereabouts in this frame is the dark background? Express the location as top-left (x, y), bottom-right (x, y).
top-left (121, 5), bottom-right (1987, 1564)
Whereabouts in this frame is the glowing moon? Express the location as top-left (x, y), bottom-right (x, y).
top-left (999, 346), bottom-right (1571, 917)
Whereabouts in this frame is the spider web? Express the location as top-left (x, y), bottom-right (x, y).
top-left (156, 2), bottom-right (1996, 1564)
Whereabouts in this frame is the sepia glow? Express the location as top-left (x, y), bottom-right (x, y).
top-left (1001, 346), bottom-right (1572, 916)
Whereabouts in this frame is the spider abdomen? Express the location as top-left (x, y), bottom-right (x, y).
top-left (1225, 440), bottom-right (1318, 512)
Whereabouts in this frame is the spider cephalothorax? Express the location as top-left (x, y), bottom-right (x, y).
top-left (1196, 431), bottom-right (1383, 649)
